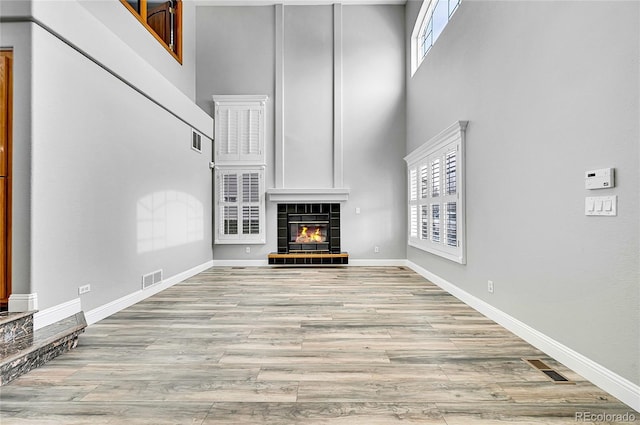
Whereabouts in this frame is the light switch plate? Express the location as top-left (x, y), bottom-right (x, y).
top-left (585, 196), bottom-right (617, 216)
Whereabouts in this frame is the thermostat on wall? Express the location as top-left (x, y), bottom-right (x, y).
top-left (585, 168), bottom-right (614, 190)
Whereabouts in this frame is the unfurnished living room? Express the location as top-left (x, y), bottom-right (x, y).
top-left (0, 0), bottom-right (638, 423)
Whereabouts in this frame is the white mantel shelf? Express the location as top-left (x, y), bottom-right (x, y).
top-left (266, 188), bottom-right (350, 203)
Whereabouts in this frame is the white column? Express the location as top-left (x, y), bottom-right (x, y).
top-left (333, 3), bottom-right (344, 189)
top-left (275, 3), bottom-right (285, 188)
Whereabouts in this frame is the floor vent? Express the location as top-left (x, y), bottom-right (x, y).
top-left (142, 269), bottom-right (163, 290)
top-left (523, 358), bottom-right (573, 384)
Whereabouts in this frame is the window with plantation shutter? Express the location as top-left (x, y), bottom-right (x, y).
top-left (404, 121), bottom-right (467, 264)
top-left (213, 95), bottom-right (267, 164)
top-left (213, 95), bottom-right (268, 245)
top-left (215, 167), bottom-right (265, 243)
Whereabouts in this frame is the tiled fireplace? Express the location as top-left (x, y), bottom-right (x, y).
top-left (268, 203), bottom-right (348, 265)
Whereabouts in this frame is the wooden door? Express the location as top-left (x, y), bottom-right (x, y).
top-left (0, 51), bottom-right (12, 306)
top-left (147, 2), bottom-right (171, 47)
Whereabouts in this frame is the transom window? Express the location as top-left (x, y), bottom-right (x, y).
top-left (120, 0), bottom-right (182, 63)
top-left (411, 0), bottom-right (461, 76)
top-left (405, 121), bottom-right (467, 264)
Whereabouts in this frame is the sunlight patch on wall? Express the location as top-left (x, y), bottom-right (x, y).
top-left (137, 191), bottom-right (204, 253)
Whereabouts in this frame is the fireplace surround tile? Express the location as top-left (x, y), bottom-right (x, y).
top-left (269, 203), bottom-right (347, 265)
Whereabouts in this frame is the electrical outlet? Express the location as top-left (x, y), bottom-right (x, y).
top-left (374, 246), bottom-right (380, 253)
top-left (245, 246), bottom-right (251, 254)
top-left (78, 284), bottom-right (91, 295)
top-left (487, 280), bottom-right (494, 294)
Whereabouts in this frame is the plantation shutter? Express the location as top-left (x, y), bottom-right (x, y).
top-left (214, 98), bottom-right (265, 164)
top-left (404, 121), bottom-right (467, 264)
top-left (444, 148), bottom-right (458, 248)
top-left (215, 168), bottom-right (265, 243)
top-left (409, 166), bottom-right (418, 239)
top-left (213, 95), bottom-right (268, 245)
top-left (242, 172), bottom-right (260, 235)
top-left (220, 172), bottom-right (238, 236)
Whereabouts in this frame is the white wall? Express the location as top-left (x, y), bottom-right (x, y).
top-left (196, 4), bottom-right (406, 261)
top-left (406, 0), bottom-right (639, 387)
top-left (1, 0), bottom-right (214, 314)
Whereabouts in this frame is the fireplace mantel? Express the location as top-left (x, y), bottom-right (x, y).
top-left (266, 188), bottom-right (350, 203)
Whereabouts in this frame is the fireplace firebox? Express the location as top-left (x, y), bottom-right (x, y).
top-left (269, 203), bottom-right (347, 265)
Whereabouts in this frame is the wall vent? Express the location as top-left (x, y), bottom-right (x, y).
top-left (191, 129), bottom-right (202, 153)
top-left (142, 269), bottom-right (163, 290)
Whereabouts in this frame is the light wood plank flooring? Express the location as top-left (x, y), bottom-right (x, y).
top-left (1, 267), bottom-right (637, 424)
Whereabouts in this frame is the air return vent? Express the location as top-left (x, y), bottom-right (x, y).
top-left (523, 358), bottom-right (573, 384)
top-left (191, 129), bottom-right (202, 153)
top-left (142, 269), bottom-right (163, 290)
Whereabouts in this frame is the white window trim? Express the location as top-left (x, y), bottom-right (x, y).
top-left (410, 0), bottom-right (461, 77)
top-left (404, 121), bottom-right (468, 264)
top-left (214, 166), bottom-right (266, 244)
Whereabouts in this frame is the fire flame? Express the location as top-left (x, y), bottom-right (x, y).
top-left (295, 226), bottom-right (325, 243)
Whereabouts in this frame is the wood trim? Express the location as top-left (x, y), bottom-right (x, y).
top-left (119, 0), bottom-right (183, 64)
top-left (267, 253), bottom-right (349, 259)
top-left (0, 50), bottom-right (12, 306)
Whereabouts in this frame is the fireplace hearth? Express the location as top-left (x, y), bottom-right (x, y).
top-left (268, 203), bottom-right (348, 265)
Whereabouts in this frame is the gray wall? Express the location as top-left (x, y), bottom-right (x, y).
top-left (406, 0), bottom-right (639, 385)
top-left (196, 6), bottom-right (277, 259)
top-left (78, 0), bottom-right (198, 100)
top-left (283, 6), bottom-right (334, 189)
top-left (1, 1), bottom-right (214, 313)
top-left (196, 4), bottom-right (406, 260)
top-left (0, 22), bottom-right (32, 296)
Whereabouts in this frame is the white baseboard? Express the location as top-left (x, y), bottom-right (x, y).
top-left (33, 298), bottom-right (82, 330)
top-left (8, 293), bottom-right (38, 313)
top-left (212, 259), bottom-right (269, 267)
top-left (85, 260), bottom-right (214, 326)
top-left (406, 260), bottom-right (640, 413)
top-left (348, 259), bottom-right (409, 267)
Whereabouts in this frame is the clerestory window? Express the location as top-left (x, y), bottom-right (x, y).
top-left (411, 0), bottom-right (461, 76)
top-left (120, 0), bottom-right (182, 63)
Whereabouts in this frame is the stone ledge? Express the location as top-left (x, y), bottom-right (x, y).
top-left (0, 311), bottom-right (37, 346)
top-left (1, 312), bottom-right (86, 386)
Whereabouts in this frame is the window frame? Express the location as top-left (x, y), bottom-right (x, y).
top-left (410, 0), bottom-right (461, 76)
top-left (405, 121), bottom-right (468, 264)
top-left (120, 0), bottom-right (183, 64)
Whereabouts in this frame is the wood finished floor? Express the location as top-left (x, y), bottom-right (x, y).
top-left (0, 266), bottom-right (637, 424)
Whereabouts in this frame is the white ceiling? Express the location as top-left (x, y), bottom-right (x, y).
top-left (194, 0), bottom-right (407, 6)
